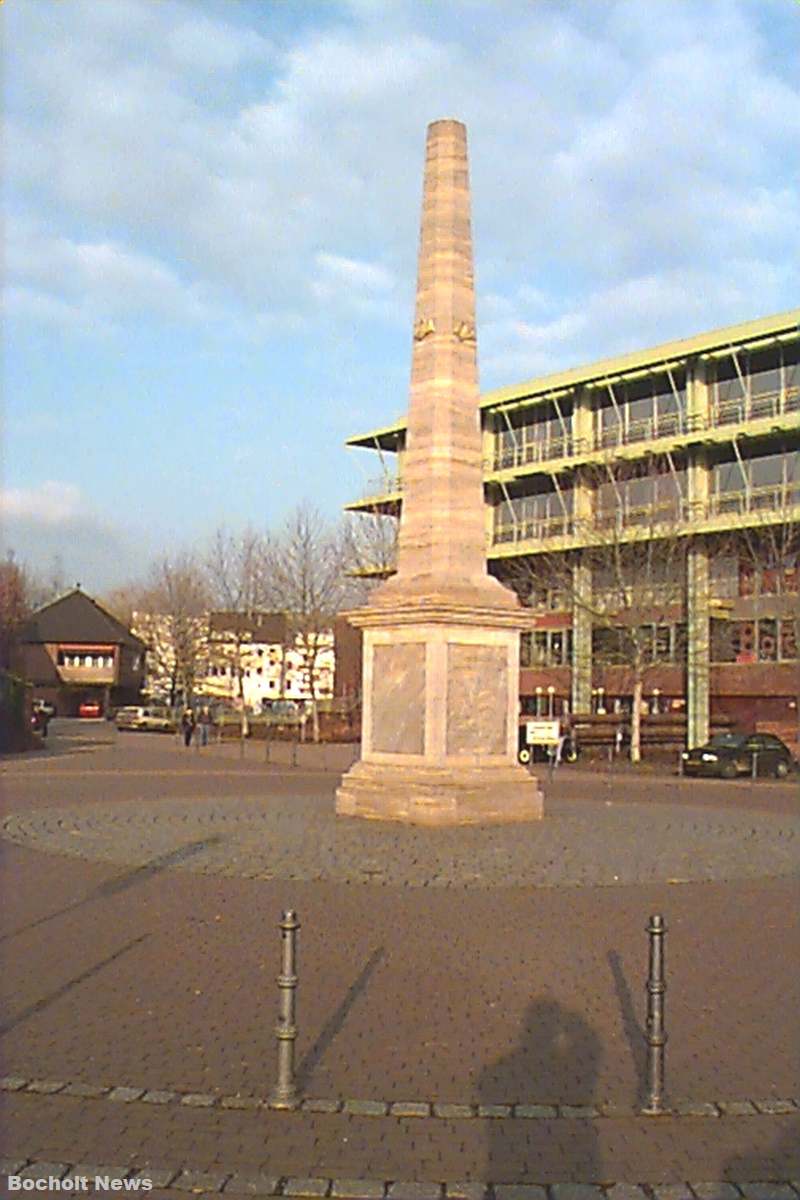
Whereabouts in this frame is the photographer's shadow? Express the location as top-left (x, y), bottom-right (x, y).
top-left (479, 996), bottom-right (603, 1185)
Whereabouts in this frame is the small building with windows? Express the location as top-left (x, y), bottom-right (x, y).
top-left (13, 588), bottom-right (146, 716)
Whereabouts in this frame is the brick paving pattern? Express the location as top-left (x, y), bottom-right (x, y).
top-left (1, 722), bottom-right (798, 1188)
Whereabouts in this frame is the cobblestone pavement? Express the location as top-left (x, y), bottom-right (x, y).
top-left (1, 722), bottom-right (798, 1188)
top-left (3, 790), bottom-right (799, 888)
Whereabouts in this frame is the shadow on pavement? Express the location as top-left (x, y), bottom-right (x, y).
top-left (0, 933), bottom-right (150, 1035)
top-left (0, 838), bottom-right (223, 945)
top-left (480, 996), bottom-right (601, 1183)
top-left (296, 945), bottom-right (385, 1092)
top-left (608, 948), bottom-right (647, 1106)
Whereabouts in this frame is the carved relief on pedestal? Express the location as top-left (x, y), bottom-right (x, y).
top-left (371, 643), bottom-right (426, 754)
top-left (446, 643), bottom-right (507, 756)
top-left (453, 320), bottom-right (476, 343)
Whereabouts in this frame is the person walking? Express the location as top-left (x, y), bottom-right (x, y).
top-left (181, 708), bottom-right (196, 748)
top-left (198, 706), bottom-right (212, 747)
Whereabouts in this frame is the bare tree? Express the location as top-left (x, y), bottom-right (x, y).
top-left (0, 552), bottom-right (35, 670)
top-left (204, 529), bottom-right (267, 737)
top-left (101, 583), bottom-right (142, 629)
top-left (505, 463), bottom-right (692, 762)
top-left (133, 555), bottom-right (210, 707)
top-left (729, 515), bottom-right (800, 716)
top-left (263, 506), bottom-right (347, 742)
top-left (340, 512), bottom-right (398, 603)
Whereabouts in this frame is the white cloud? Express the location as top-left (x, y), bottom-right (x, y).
top-left (5, 1), bottom-right (799, 359)
top-left (0, 480), bottom-right (149, 591)
top-left (315, 253), bottom-right (395, 293)
top-left (164, 15), bottom-right (273, 72)
top-left (1, 481), bottom-right (84, 525)
top-left (6, 216), bottom-right (214, 330)
top-left (480, 255), bottom-right (799, 385)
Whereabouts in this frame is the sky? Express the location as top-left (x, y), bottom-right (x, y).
top-left (3, 0), bottom-right (799, 593)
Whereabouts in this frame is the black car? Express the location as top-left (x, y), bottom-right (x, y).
top-left (682, 732), bottom-right (796, 779)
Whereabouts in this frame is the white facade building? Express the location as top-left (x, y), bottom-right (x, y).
top-left (202, 633), bottom-right (335, 711)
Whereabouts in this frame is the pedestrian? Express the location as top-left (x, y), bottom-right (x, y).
top-left (181, 708), bottom-right (196, 748)
top-left (198, 705), bottom-right (212, 747)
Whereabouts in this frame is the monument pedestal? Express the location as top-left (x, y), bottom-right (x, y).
top-left (335, 602), bottom-right (543, 825)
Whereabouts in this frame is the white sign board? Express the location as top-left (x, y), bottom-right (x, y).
top-left (524, 719), bottom-right (561, 746)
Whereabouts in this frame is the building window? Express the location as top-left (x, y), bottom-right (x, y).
top-left (522, 628), bottom-right (573, 667)
top-left (758, 619), bottom-right (778, 662)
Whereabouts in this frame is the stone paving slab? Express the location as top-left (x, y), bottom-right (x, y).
top-left (9, 1156), bottom-right (800, 1195)
top-left (2, 1092), bottom-right (799, 1183)
top-left (3, 1156), bottom-right (800, 1197)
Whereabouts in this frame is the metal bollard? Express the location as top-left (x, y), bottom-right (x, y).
top-left (642, 913), bottom-right (667, 1114)
top-left (269, 909), bottom-right (300, 1109)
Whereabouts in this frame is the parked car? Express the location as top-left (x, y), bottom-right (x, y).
top-left (682, 732), bottom-right (796, 779)
top-left (33, 698), bottom-right (57, 719)
top-left (114, 705), bottom-right (175, 733)
top-left (78, 700), bottom-right (103, 718)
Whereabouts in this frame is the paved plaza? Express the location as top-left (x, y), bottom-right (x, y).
top-left (1, 721), bottom-right (798, 1195)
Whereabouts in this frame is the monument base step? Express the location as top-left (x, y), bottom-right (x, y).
top-left (335, 760), bottom-right (544, 825)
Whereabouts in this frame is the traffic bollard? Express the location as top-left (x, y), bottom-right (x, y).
top-left (642, 913), bottom-right (667, 1114)
top-left (269, 909), bottom-right (300, 1109)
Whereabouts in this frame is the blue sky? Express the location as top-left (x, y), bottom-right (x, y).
top-left (3, 0), bottom-right (799, 591)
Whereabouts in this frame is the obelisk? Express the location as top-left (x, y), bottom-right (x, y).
top-left (336, 119), bottom-right (543, 824)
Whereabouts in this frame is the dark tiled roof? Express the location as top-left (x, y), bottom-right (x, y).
top-left (20, 590), bottom-right (145, 649)
top-left (208, 611), bottom-right (289, 643)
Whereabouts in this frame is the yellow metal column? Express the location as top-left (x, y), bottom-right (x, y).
top-left (571, 386), bottom-right (594, 714)
top-left (687, 539), bottom-right (710, 748)
top-left (686, 357), bottom-right (711, 748)
top-left (572, 555), bottom-right (592, 714)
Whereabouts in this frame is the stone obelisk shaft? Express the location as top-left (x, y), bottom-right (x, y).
top-left (376, 119), bottom-right (514, 608)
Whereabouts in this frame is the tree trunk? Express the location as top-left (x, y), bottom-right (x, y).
top-left (238, 667), bottom-right (249, 739)
top-left (630, 677), bottom-right (643, 763)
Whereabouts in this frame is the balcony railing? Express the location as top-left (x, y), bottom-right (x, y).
top-left (712, 385), bottom-right (800, 428)
top-left (493, 514), bottom-right (575, 544)
top-left (494, 435), bottom-right (574, 472)
top-left (594, 410), bottom-right (685, 452)
top-left (707, 481), bottom-right (800, 518)
top-left (491, 485), bottom-right (798, 547)
top-left (489, 386), bottom-right (799, 472)
top-left (351, 474), bottom-right (402, 504)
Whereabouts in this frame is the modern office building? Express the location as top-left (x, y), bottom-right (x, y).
top-left (345, 310), bottom-right (800, 748)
